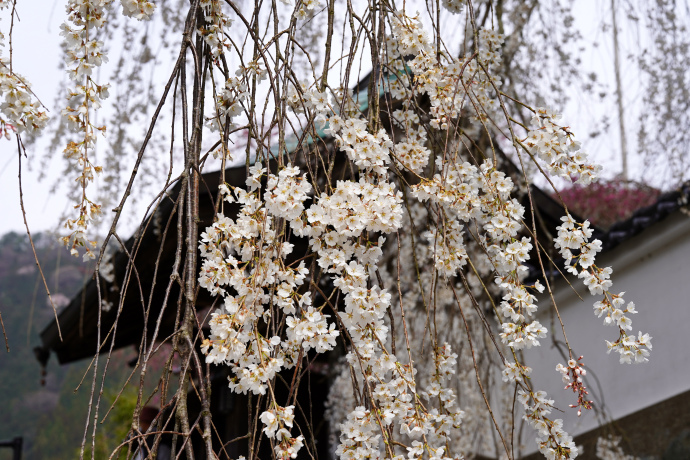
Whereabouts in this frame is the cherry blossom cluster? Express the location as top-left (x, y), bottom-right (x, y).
top-left (304, 178), bottom-right (402, 239)
top-left (61, 0), bottom-right (110, 84)
top-left (338, 267), bottom-right (393, 360)
top-left (303, 87), bottom-right (331, 128)
top-left (390, 12), bottom-right (505, 129)
top-left (326, 248), bottom-right (465, 458)
top-left (503, 364), bottom-right (579, 459)
top-left (285, 82), bottom-right (307, 113)
top-left (502, 361), bottom-right (532, 383)
top-left (329, 115), bottom-right (393, 175)
top-left (423, 220), bottom-right (468, 278)
top-left (260, 405), bottom-right (304, 459)
top-left (0, 3), bottom-right (49, 135)
top-left (595, 435), bottom-right (638, 460)
top-left (198, 175), bottom-right (319, 384)
top-left (556, 357), bottom-right (593, 416)
top-left (441, 0), bottom-right (465, 14)
top-left (388, 12), bottom-right (476, 130)
top-left (0, 65), bottom-right (48, 137)
top-left (382, 12), bottom-right (506, 153)
top-left (206, 64), bottom-right (266, 162)
top-left (410, 152), bottom-right (579, 456)
top-left (473, 170), bottom-right (581, 458)
top-left (494, 264), bottom-right (547, 351)
top-left (517, 389), bottom-right (579, 460)
top-left (200, 107), bottom-right (482, 459)
top-left (458, 29), bottom-right (506, 124)
top-left (335, 345), bottom-right (464, 460)
top-left (239, 60), bottom-right (268, 83)
top-left (291, 114), bottom-right (468, 458)
top-left (390, 109), bottom-right (431, 173)
top-left (207, 67), bottom-right (259, 155)
top-left (285, 304), bottom-right (338, 353)
top-left (273, 426), bottom-right (304, 459)
top-left (52, 0), bottom-right (156, 259)
top-left (199, 0), bottom-right (231, 59)
top-left (120, 0), bottom-right (155, 20)
top-left (523, 107), bottom-right (602, 185)
top-left (326, 298), bottom-right (482, 458)
top-left (389, 11), bottom-right (433, 58)
top-left (265, 164), bottom-right (313, 221)
top-left (295, 0), bottom-right (320, 20)
top-left (215, 76), bottom-right (248, 123)
top-left (555, 215), bottom-right (652, 363)
top-left (385, 66), bottom-right (411, 101)
top-left (477, 29), bottom-right (504, 68)
top-left (201, 163), bottom-right (376, 458)
top-left (335, 406), bottom-right (382, 460)
top-left (289, 82), bottom-right (350, 122)
top-left (412, 158), bottom-right (547, 349)
top-left (59, 0), bottom-right (115, 260)
top-left (0, 64), bottom-right (49, 135)
top-left (192, 5), bottom-right (653, 459)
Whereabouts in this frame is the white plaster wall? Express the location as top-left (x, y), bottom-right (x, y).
top-left (520, 211), bottom-right (690, 452)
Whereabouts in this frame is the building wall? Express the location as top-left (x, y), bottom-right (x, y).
top-left (520, 211), bottom-right (690, 454)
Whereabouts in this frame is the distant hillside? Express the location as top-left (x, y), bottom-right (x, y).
top-left (0, 232), bottom-right (137, 459)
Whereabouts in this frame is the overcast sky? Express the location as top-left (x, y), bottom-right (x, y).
top-left (1, 0), bottom-right (643, 237)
